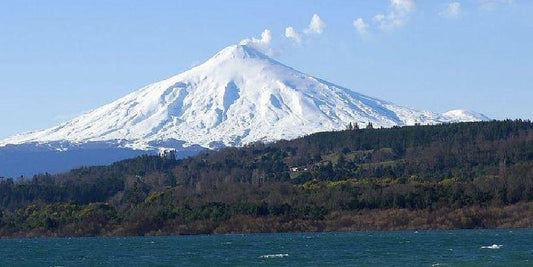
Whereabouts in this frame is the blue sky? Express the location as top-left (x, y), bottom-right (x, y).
top-left (1, 0), bottom-right (532, 139)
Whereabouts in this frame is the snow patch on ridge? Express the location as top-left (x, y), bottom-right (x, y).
top-left (442, 109), bottom-right (490, 122)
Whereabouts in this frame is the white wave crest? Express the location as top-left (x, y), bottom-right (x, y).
top-left (259, 253), bottom-right (289, 259)
top-left (481, 244), bottom-right (502, 249)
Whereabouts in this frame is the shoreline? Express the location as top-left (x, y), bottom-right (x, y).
top-left (2, 202), bottom-right (531, 239)
top-left (1, 226), bottom-right (531, 240)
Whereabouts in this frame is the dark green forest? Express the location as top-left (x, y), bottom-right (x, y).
top-left (0, 120), bottom-right (531, 237)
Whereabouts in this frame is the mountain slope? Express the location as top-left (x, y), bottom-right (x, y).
top-left (0, 45), bottom-right (487, 151)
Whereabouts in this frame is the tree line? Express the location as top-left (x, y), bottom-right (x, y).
top-left (0, 120), bottom-right (531, 237)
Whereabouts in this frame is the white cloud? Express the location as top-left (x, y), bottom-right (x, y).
top-left (285, 27), bottom-right (302, 45)
top-left (373, 0), bottom-right (415, 30)
top-left (391, 0), bottom-right (415, 13)
top-left (304, 14), bottom-right (326, 34)
top-left (284, 14), bottom-right (326, 45)
top-left (440, 2), bottom-right (461, 19)
top-left (353, 18), bottom-right (369, 36)
top-left (240, 29), bottom-right (274, 55)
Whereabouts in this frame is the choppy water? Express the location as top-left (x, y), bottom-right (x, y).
top-left (0, 229), bottom-right (531, 266)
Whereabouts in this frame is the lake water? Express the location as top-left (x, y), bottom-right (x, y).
top-left (0, 229), bottom-right (531, 266)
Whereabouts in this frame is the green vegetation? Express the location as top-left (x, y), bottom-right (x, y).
top-left (0, 120), bottom-right (531, 237)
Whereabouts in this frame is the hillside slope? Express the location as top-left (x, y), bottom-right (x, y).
top-left (0, 120), bottom-right (530, 237)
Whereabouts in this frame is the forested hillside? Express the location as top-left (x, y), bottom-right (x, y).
top-left (0, 120), bottom-right (531, 237)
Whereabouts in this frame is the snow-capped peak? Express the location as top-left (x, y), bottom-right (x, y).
top-left (0, 44), bottom-right (489, 151)
top-left (210, 44), bottom-right (270, 61)
top-left (442, 109), bottom-right (490, 122)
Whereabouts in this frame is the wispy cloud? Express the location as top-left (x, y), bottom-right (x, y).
top-left (240, 29), bottom-right (274, 55)
top-left (353, 18), bottom-right (369, 36)
top-left (285, 14), bottom-right (326, 45)
top-left (373, 0), bottom-right (416, 31)
top-left (285, 26), bottom-right (302, 45)
top-left (304, 14), bottom-right (326, 34)
top-left (352, 0), bottom-right (415, 37)
top-left (392, 0), bottom-right (415, 13)
top-left (440, 2), bottom-right (461, 19)
top-left (241, 14), bottom-right (327, 55)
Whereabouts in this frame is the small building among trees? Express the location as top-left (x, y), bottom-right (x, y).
top-left (158, 149), bottom-right (177, 160)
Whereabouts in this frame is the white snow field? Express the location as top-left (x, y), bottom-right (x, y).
top-left (0, 44), bottom-right (489, 151)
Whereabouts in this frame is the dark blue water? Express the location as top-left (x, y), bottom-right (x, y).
top-left (1, 229), bottom-right (531, 266)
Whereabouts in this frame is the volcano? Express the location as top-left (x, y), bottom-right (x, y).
top-left (0, 44), bottom-right (489, 177)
